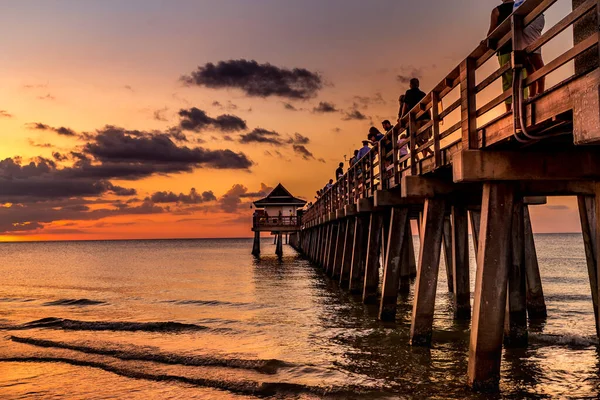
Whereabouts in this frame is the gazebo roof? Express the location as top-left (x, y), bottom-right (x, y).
top-left (253, 183), bottom-right (307, 208)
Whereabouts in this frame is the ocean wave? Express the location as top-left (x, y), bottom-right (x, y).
top-left (43, 299), bottom-right (106, 307)
top-left (0, 356), bottom-right (378, 398)
top-left (529, 333), bottom-right (598, 348)
top-left (163, 299), bottom-right (267, 310)
top-left (0, 298), bottom-right (36, 303)
top-left (10, 335), bottom-right (290, 374)
top-left (3, 317), bottom-right (220, 333)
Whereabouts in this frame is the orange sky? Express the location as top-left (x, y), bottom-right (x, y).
top-left (0, 0), bottom-right (583, 241)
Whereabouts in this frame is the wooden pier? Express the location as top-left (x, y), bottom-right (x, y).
top-left (288, 0), bottom-right (600, 390)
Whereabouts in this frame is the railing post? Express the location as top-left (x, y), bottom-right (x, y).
top-left (391, 126), bottom-right (399, 187)
top-left (459, 57), bottom-right (477, 149)
top-left (378, 135), bottom-right (386, 190)
top-left (409, 113), bottom-right (418, 175)
top-left (369, 150), bottom-right (375, 195)
top-left (431, 91), bottom-right (442, 168)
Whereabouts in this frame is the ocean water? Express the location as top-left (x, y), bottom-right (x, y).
top-left (0, 235), bottom-right (598, 399)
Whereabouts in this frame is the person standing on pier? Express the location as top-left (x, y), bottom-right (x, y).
top-left (356, 140), bottom-right (371, 161)
top-left (485, 0), bottom-right (516, 112)
top-left (336, 162), bottom-right (344, 180)
top-left (514, 0), bottom-right (545, 97)
top-left (401, 78), bottom-right (433, 157)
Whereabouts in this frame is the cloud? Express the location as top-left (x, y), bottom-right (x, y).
top-left (37, 94), bottom-right (56, 101)
top-left (0, 110), bottom-right (12, 118)
top-left (212, 100), bottom-right (239, 111)
top-left (124, 85), bottom-right (134, 92)
top-left (282, 102), bottom-right (298, 111)
top-left (332, 127), bottom-right (342, 133)
top-left (288, 132), bottom-right (310, 145)
top-left (239, 128), bottom-right (284, 146)
top-left (219, 183), bottom-right (273, 213)
top-left (153, 107), bottom-right (169, 122)
top-left (353, 93), bottom-right (386, 108)
top-left (293, 144), bottom-right (314, 160)
top-left (396, 66), bottom-right (423, 84)
top-left (313, 101), bottom-right (338, 113)
top-left (181, 59), bottom-right (323, 99)
top-left (83, 126), bottom-right (253, 171)
top-left (342, 109), bottom-right (368, 121)
top-left (149, 188), bottom-right (216, 204)
top-left (178, 107), bottom-right (247, 132)
top-left (28, 122), bottom-right (78, 137)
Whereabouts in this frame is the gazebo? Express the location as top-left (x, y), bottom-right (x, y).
top-left (251, 183), bottom-right (306, 256)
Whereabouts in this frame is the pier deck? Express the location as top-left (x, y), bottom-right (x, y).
top-left (289, 0), bottom-right (600, 391)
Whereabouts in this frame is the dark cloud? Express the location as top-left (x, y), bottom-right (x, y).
top-left (332, 127), bottom-right (342, 133)
top-left (181, 59), bottom-right (323, 100)
top-left (293, 144), bottom-right (314, 160)
top-left (178, 107), bottom-right (247, 132)
top-left (124, 85), bottom-right (134, 92)
top-left (282, 102), bottom-right (298, 111)
top-left (288, 132), bottom-right (310, 145)
top-left (239, 128), bottom-right (284, 146)
top-left (313, 101), bottom-right (338, 113)
top-left (84, 126), bottom-right (253, 171)
top-left (0, 110), bottom-right (12, 118)
top-left (342, 109), bottom-right (369, 121)
top-left (212, 100), bottom-right (239, 111)
top-left (149, 188), bottom-right (216, 204)
top-left (219, 183), bottom-right (272, 213)
top-left (52, 152), bottom-right (68, 162)
top-left (28, 122), bottom-right (77, 137)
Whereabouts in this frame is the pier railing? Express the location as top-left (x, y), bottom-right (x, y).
top-left (303, 0), bottom-right (599, 226)
top-left (253, 216), bottom-right (300, 229)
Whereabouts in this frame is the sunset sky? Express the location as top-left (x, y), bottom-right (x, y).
top-left (0, 0), bottom-right (580, 241)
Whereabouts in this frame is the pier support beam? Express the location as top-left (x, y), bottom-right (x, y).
top-left (410, 197), bottom-right (446, 346)
top-left (349, 216), bottom-right (370, 294)
top-left (452, 204), bottom-right (471, 319)
top-left (276, 232), bottom-right (283, 256)
top-left (332, 220), bottom-right (346, 279)
top-left (469, 210), bottom-right (481, 260)
top-left (523, 206), bottom-right (547, 319)
top-left (468, 183), bottom-right (514, 391)
top-left (442, 216), bottom-right (454, 292)
top-left (252, 231), bottom-right (261, 256)
top-left (340, 218), bottom-right (356, 285)
top-left (379, 207), bottom-right (409, 321)
top-left (364, 212), bottom-right (385, 303)
top-left (407, 222), bottom-right (417, 278)
top-left (504, 200), bottom-right (528, 347)
top-left (578, 194), bottom-right (600, 337)
top-left (326, 223), bottom-right (338, 275)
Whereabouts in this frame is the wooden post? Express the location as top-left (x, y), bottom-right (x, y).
top-left (468, 183), bottom-right (514, 391)
top-left (273, 234), bottom-right (277, 245)
top-left (332, 220), bottom-right (346, 279)
top-left (326, 224), bottom-right (338, 275)
top-left (460, 57), bottom-right (477, 150)
top-left (276, 232), bottom-right (283, 256)
top-left (504, 200), bottom-right (528, 347)
top-left (442, 215), bottom-right (454, 293)
top-left (340, 217), bottom-right (356, 285)
top-left (321, 224), bottom-right (331, 268)
top-left (407, 221), bottom-right (417, 278)
top-left (432, 91), bottom-right (442, 168)
top-left (578, 194), bottom-right (600, 337)
top-left (363, 212), bottom-right (384, 303)
top-left (470, 210), bottom-right (481, 260)
top-left (350, 215), bottom-right (369, 293)
top-left (409, 113), bottom-right (418, 175)
top-left (410, 197), bottom-right (446, 346)
top-left (252, 231), bottom-right (261, 256)
top-left (523, 206), bottom-right (547, 319)
top-left (379, 207), bottom-right (409, 321)
top-left (452, 204), bottom-right (471, 319)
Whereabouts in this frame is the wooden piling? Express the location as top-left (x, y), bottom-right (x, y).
top-left (379, 207), bottom-right (409, 321)
top-left (332, 220), bottom-right (346, 279)
top-left (468, 183), bottom-right (514, 391)
top-left (452, 205), bottom-right (471, 319)
top-left (504, 200), bottom-right (528, 347)
top-left (349, 215), bottom-right (369, 294)
top-left (523, 206), bottom-right (547, 319)
top-left (578, 194), bottom-right (600, 337)
top-left (363, 212), bottom-right (385, 303)
top-left (442, 215), bottom-right (454, 293)
top-left (326, 224), bottom-right (338, 275)
top-left (276, 232), bottom-right (283, 256)
top-left (407, 222), bottom-right (417, 277)
top-left (410, 197), bottom-right (446, 346)
top-left (469, 210), bottom-right (481, 260)
top-left (252, 231), bottom-right (261, 256)
top-left (340, 217), bottom-right (355, 285)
